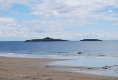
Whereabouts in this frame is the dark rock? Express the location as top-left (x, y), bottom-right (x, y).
top-left (78, 52), bottom-right (82, 54)
top-left (102, 67), bottom-right (109, 69)
top-left (87, 68), bottom-right (92, 69)
top-left (98, 55), bottom-right (106, 56)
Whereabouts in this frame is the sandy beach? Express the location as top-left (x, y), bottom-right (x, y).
top-left (0, 57), bottom-right (118, 80)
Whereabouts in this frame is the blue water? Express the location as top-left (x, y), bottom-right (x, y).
top-left (0, 41), bottom-right (118, 58)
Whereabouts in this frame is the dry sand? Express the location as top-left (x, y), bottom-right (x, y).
top-left (0, 57), bottom-right (118, 80)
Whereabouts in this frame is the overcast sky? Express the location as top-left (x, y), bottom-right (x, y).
top-left (0, 0), bottom-right (118, 41)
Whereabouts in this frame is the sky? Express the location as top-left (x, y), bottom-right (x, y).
top-left (0, 0), bottom-right (118, 41)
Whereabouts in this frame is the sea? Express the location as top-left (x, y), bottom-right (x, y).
top-left (0, 40), bottom-right (118, 58)
top-left (0, 41), bottom-right (118, 77)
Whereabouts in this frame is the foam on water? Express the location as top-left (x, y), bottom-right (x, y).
top-left (0, 51), bottom-right (118, 59)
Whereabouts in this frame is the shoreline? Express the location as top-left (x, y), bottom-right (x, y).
top-left (48, 57), bottom-right (118, 77)
top-left (0, 57), bottom-right (118, 80)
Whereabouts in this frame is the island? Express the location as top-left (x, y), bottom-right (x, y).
top-left (80, 39), bottom-right (102, 41)
top-left (25, 37), bottom-right (69, 42)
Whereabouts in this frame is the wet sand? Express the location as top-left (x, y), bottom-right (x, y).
top-left (49, 58), bottom-right (118, 77)
top-left (0, 57), bottom-right (118, 80)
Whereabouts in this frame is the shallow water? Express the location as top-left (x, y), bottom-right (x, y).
top-left (50, 57), bottom-right (118, 67)
top-left (49, 57), bottom-right (118, 77)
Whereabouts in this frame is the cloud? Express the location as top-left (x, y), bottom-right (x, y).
top-left (0, 17), bottom-right (17, 24)
top-left (1, 0), bottom-right (118, 24)
top-left (0, 0), bottom-right (38, 10)
top-left (0, 17), bottom-right (33, 39)
top-left (0, 17), bottom-right (118, 40)
top-left (71, 30), bottom-right (118, 40)
top-left (0, 0), bottom-right (118, 40)
top-left (0, 17), bottom-right (22, 37)
top-left (28, 0), bottom-right (118, 25)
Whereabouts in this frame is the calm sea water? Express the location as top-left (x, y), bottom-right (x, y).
top-left (0, 41), bottom-right (118, 58)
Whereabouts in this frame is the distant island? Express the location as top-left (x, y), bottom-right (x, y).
top-left (25, 37), bottom-right (69, 42)
top-left (80, 39), bottom-right (102, 41)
